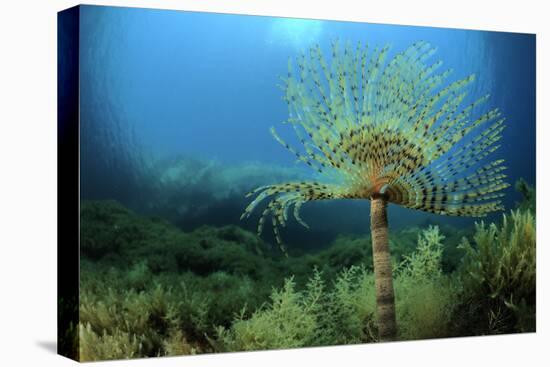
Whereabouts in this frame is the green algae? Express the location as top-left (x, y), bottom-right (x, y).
top-left (77, 193), bottom-right (535, 360)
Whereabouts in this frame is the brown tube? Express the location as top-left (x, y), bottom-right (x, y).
top-left (370, 194), bottom-right (397, 341)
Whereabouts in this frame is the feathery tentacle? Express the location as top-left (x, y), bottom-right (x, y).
top-left (242, 40), bottom-right (508, 248)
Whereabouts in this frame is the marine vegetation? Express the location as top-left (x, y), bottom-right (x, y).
top-left (514, 177), bottom-right (535, 213)
top-left (75, 192), bottom-right (535, 360)
top-left (454, 209), bottom-right (536, 334)
top-left (242, 40), bottom-right (508, 340)
top-left (216, 226), bottom-right (456, 350)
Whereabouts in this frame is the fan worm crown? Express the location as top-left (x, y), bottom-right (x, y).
top-left (242, 40), bottom-right (508, 250)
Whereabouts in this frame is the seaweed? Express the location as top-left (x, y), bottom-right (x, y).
top-left (515, 178), bottom-right (535, 213)
top-left (77, 200), bottom-right (535, 359)
top-left (454, 210), bottom-right (536, 334)
top-left (80, 200), bottom-right (278, 279)
top-left (214, 226), bottom-right (457, 351)
top-left (394, 226), bottom-right (458, 340)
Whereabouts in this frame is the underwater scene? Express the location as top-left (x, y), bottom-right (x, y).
top-left (74, 5), bottom-right (535, 361)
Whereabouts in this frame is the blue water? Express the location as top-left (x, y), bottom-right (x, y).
top-left (78, 5), bottom-right (536, 250)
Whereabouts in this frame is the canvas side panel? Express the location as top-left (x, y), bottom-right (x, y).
top-left (57, 5), bottom-right (80, 362)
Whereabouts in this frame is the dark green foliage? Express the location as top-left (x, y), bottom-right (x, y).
top-left (454, 210), bottom-right (536, 335)
top-left (281, 234), bottom-right (372, 285)
top-left (80, 200), bottom-right (466, 281)
top-left (79, 200), bottom-right (535, 359)
top-left (319, 235), bottom-right (372, 270)
top-left (515, 178), bottom-right (535, 212)
top-left (80, 200), bottom-right (279, 279)
top-left (284, 225), bottom-right (466, 285)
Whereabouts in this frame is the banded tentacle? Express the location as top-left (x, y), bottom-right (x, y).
top-left (241, 182), bottom-right (351, 254)
top-left (243, 39), bottom-right (508, 249)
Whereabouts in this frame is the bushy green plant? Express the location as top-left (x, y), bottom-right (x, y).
top-left (397, 226), bottom-right (445, 279)
top-left (215, 276), bottom-right (319, 351)
top-left (216, 226), bottom-right (457, 351)
top-left (320, 266), bottom-right (377, 344)
top-left (79, 261), bottom-right (275, 360)
top-left (79, 283), bottom-right (188, 358)
top-left (515, 178), bottom-right (535, 212)
top-left (162, 329), bottom-right (199, 356)
top-left (79, 323), bottom-right (143, 361)
top-left (394, 226), bottom-right (458, 340)
top-left (456, 210), bottom-right (536, 334)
